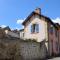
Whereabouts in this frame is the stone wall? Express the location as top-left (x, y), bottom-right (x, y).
top-left (0, 36), bottom-right (47, 60)
top-left (19, 41), bottom-right (47, 60)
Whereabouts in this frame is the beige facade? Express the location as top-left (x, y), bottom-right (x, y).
top-left (20, 29), bottom-right (24, 39)
top-left (24, 15), bottom-right (48, 42)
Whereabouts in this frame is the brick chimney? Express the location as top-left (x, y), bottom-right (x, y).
top-left (34, 8), bottom-right (41, 14)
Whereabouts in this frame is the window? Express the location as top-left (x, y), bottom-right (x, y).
top-left (55, 29), bottom-right (58, 37)
top-left (31, 24), bottom-right (39, 33)
top-left (49, 25), bottom-right (53, 34)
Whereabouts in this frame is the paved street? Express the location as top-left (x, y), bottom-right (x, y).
top-left (48, 57), bottom-right (60, 60)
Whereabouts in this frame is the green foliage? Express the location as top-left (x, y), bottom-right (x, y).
top-left (20, 38), bottom-right (37, 42)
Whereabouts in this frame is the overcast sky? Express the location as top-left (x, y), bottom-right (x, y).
top-left (0, 0), bottom-right (60, 30)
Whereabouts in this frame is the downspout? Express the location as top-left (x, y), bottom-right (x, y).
top-left (57, 25), bottom-right (60, 55)
top-left (45, 18), bottom-right (49, 57)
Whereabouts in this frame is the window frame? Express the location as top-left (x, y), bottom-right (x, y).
top-left (31, 24), bottom-right (39, 33)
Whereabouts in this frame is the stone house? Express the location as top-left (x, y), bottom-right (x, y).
top-left (4, 26), bottom-right (20, 38)
top-left (20, 8), bottom-right (59, 57)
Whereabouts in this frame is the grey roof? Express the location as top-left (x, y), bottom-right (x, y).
top-left (3, 26), bottom-right (11, 31)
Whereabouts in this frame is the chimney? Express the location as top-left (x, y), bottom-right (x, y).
top-left (34, 8), bottom-right (41, 14)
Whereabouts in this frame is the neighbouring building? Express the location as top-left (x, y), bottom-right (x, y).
top-left (20, 29), bottom-right (24, 39)
top-left (55, 23), bottom-right (60, 55)
top-left (48, 22), bottom-right (59, 56)
top-left (4, 26), bottom-right (20, 38)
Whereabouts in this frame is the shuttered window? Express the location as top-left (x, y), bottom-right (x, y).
top-left (31, 24), bottom-right (39, 33)
top-left (49, 25), bottom-right (53, 34)
top-left (35, 24), bottom-right (39, 33)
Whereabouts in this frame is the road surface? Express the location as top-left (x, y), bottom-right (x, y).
top-left (48, 57), bottom-right (60, 60)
